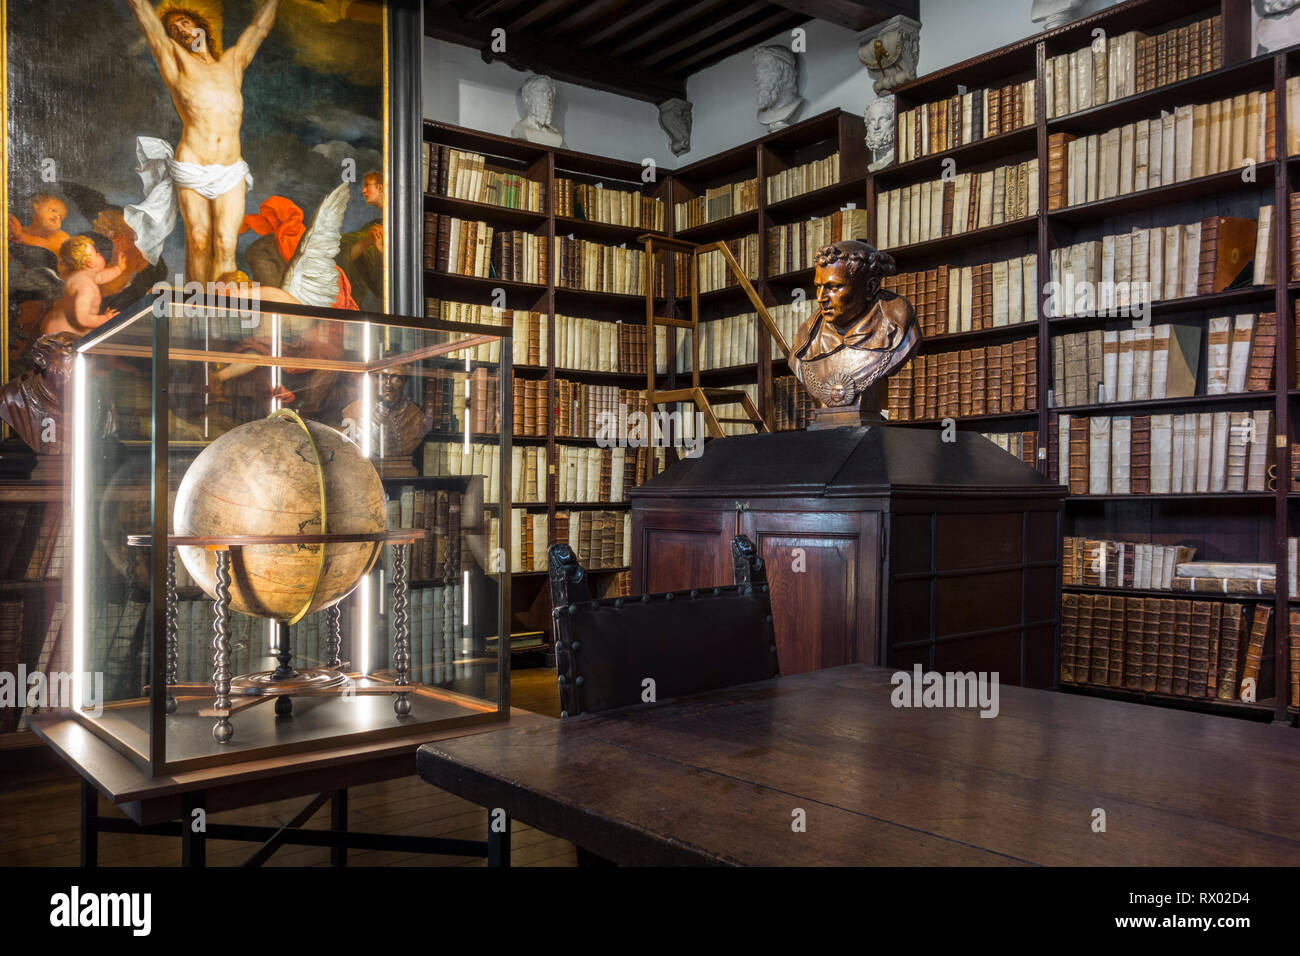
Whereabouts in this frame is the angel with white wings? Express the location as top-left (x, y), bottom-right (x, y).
top-left (207, 182), bottom-right (357, 419)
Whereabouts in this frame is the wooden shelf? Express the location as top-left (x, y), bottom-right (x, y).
top-left (1059, 683), bottom-right (1276, 720)
top-left (1048, 165), bottom-right (1276, 225)
top-left (894, 410), bottom-right (1038, 426)
top-left (1066, 492), bottom-right (1274, 502)
top-left (880, 217), bottom-right (1036, 261)
top-left (874, 126), bottom-right (1038, 189)
top-left (917, 321), bottom-right (1039, 351)
top-left (1045, 285), bottom-right (1277, 327)
top-left (554, 215), bottom-right (664, 243)
top-left (1055, 390), bottom-right (1275, 415)
top-left (765, 179), bottom-right (866, 219)
top-left (553, 285), bottom-right (650, 307)
top-left (674, 211), bottom-right (760, 244)
top-left (422, 270), bottom-right (547, 297)
top-left (423, 192), bottom-right (546, 230)
top-left (1047, 57), bottom-right (1277, 136)
top-left (1064, 584), bottom-right (1274, 602)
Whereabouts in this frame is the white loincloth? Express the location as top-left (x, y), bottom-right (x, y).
top-left (123, 136), bottom-right (253, 265)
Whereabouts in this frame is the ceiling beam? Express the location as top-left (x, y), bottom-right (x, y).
top-left (506, 0), bottom-right (577, 33)
top-left (580, 0), bottom-right (693, 49)
top-left (671, 10), bottom-right (808, 72)
top-left (638, 1), bottom-right (771, 68)
top-left (764, 0), bottom-right (916, 31)
top-left (606, 0), bottom-right (738, 58)
top-left (425, 0), bottom-right (686, 104)
top-left (538, 0), bottom-right (630, 39)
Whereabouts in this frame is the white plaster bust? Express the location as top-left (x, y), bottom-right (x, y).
top-left (512, 74), bottom-right (564, 147)
top-left (1255, 0), bottom-right (1300, 54)
top-left (754, 46), bottom-right (804, 132)
top-left (658, 98), bottom-right (693, 156)
top-left (865, 94), bottom-right (895, 171)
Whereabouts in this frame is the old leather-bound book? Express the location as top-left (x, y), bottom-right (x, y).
top-left (1172, 601), bottom-right (1192, 696)
top-left (1123, 597), bottom-right (1144, 690)
top-left (1155, 599), bottom-right (1176, 694)
top-left (1215, 603), bottom-right (1246, 701)
top-left (1139, 596), bottom-right (1159, 692)
top-left (1206, 602), bottom-right (1223, 698)
top-left (1196, 216), bottom-right (1256, 294)
top-left (1187, 601), bottom-right (1211, 696)
top-left (1245, 312), bottom-right (1276, 391)
top-left (1238, 604), bottom-right (1272, 700)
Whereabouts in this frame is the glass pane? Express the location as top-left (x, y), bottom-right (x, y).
top-left (71, 299), bottom-right (507, 770)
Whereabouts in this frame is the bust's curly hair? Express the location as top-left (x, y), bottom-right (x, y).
top-left (813, 239), bottom-right (896, 282)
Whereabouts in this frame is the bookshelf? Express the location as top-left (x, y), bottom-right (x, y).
top-left (422, 109), bottom-right (866, 645)
top-left (874, 0), bottom-right (1297, 723)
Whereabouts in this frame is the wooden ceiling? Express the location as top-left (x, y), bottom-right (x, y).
top-left (425, 0), bottom-right (918, 104)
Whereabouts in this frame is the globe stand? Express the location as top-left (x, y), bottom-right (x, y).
top-left (129, 531), bottom-right (427, 745)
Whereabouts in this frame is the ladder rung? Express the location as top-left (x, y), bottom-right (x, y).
top-left (715, 418), bottom-right (757, 424)
top-left (653, 316), bottom-right (693, 329)
top-left (640, 234), bottom-right (696, 250)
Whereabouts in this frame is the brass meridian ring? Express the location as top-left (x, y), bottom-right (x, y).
top-left (267, 408), bottom-right (327, 626)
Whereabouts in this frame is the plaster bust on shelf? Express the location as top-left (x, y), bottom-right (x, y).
top-left (789, 240), bottom-right (919, 415)
top-left (512, 74), bottom-right (564, 147)
top-left (754, 46), bottom-right (804, 132)
top-left (865, 94), bottom-right (896, 171)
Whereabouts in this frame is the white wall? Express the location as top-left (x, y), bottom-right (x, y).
top-left (423, 1), bottom-right (1122, 169)
top-left (423, 38), bottom-right (670, 171)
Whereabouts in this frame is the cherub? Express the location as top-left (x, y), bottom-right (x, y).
top-left (8, 194), bottom-right (70, 258)
top-left (39, 235), bottom-right (128, 336)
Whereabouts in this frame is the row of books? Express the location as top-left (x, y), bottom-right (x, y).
top-left (1044, 16), bottom-right (1222, 119)
top-left (895, 78), bottom-right (1035, 163)
top-left (0, 599), bottom-right (24, 733)
top-left (1292, 612), bottom-right (1300, 710)
top-left (676, 313), bottom-right (758, 371)
top-left (1046, 90), bottom-right (1276, 212)
top-left (556, 445), bottom-right (635, 503)
top-left (886, 340), bottom-right (1039, 421)
top-left (424, 368), bottom-right (500, 436)
top-left (1286, 78), bottom-right (1300, 157)
top-left (556, 510), bottom-right (631, 571)
top-left (767, 208), bottom-right (869, 277)
top-left (554, 382), bottom-right (646, 440)
top-left (980, 430), bottom-right (1038, 468)
top-left (1062, 536), bottom-right (1196, 591)
top-left (501, 509), bottom-right (549, 573)
top-left (675, 177), bottom-right (759, 230)
top-left (1170, 563), bottom-right (1276, 597)
top-left (1290, 539), bottom-right (1300, 599)
top-left (423, 442), bottom-right (506, 504)
top-left (1051, 315), bottom-right (1274, 410)
top-left (385, 486), bottom-right (468, 583)
top-left (880, 255), bottom-right (1037, 339)
top-left (553, 236), bottom-right (671, 297)
top-left (401, 583), bottom-right (473, 685)
top-left (699, 235), bottom-right (760, 294)
top-left (877, 158), bottom-right (1039, 250)
top-left (423, 214), bottom-right (548, 284)
top-left (511, 446), bottom-right (549, 503)
top-left (423, 301), bottom-right (542, 367)
top-left (766, 152), bottom-right (840, 204)
top-left (423, 143), bottom-right (545, 212)
top-left (512, 376), bottom-right (547, 437)
top-left (554, 313), bottom-right (669, 375)
top-left (772, 376), bottom-right (814, 431)
top-left (554, 177), bottom-right (664, 230)
top-left (1060, 594), bottom-right (1265, 703)
top-left (1054, 410), bottom-right (1274, 496)
top-left (1046, 214), bottom-right (1266, 315)
top-left (768, 302), bottom-right (812, 360)
top-left (0, 503), bottom-right (67, 582)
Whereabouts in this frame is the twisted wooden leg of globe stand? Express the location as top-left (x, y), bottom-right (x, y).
top-left (211, 550), bottom-right (234, 744)
top-left (393, 543), bottom-right (411, 716)
top-left (273, 621), bottom-right (294, 717)
top-left (325, 604), bottom-right (342, 669)
top-left (165, 549), bottom-right (179, 715)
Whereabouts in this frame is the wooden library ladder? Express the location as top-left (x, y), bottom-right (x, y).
top-left (638, 234), bottom-right (793, 480)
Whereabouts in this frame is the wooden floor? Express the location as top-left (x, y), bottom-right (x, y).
top-left (0, 662), bottom-right (576, 867)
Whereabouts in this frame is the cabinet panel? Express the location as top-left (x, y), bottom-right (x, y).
top-left (633, 508), bottom-right (736, 593)
top-left (741, 511), bottom-right (880, 673)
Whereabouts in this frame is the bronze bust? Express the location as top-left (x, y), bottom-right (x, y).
top-left (789, 239), bottom-right (919, 422)
top-left (0, 332), bottom-right (116, 465)
top-left (341, 366), bottom-right (434, 475)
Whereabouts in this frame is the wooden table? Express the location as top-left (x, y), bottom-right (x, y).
top-left (31, 709), bottom-right (547, 867)
top-left (417, 664), bottom-right (1300, 865)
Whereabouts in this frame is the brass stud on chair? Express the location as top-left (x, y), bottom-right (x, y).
top-left (568, 604), bottom-right (578, 615)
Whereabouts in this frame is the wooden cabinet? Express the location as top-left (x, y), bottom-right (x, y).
top-left (631, 425), bottom-right (1065, 685)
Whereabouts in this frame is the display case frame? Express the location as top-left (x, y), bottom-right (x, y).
top-left (69, 292), bottom-right (514, 775)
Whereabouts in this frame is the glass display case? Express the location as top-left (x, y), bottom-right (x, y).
top-left (69, 291), bottom-right (512, 773)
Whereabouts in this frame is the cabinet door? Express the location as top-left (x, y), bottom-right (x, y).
top-left (631, 506), bottom-right (736, 593)
top-left (739, 510), bottom-right (880, 674)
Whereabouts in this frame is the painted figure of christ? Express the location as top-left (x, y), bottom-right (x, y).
top-left (124, 0), bottom-right (280, 283)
